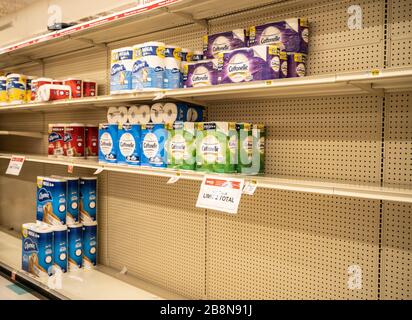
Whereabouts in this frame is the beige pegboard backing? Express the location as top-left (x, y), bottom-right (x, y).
top-left (390, 39), bottom-right (412, 67)
top-left (206, 190), bottom-right (380, 300)
top-left (209, 0), bottom-right (385, 75)
top-left (0, 160), bottom-right (43, 232)
top-left (208, 95), bottom-right (383, 184)
top-left (384, 93), bottom-right (412, 187)
top-left (110, 24), bottom-right (206, 54)
top-left (381, 202), bottom-right (412, 300)
top-left (106, 173), bottom-right (206, 299)
top-left (390, 0), bottom-right (412, 40)
top-left (44, 48), bottom-right (108, 96)
top-left (97, 171), bottom-right (109, 266)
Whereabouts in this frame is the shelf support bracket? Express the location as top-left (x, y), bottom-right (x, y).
top-left (349, 82), bottom-right (385, 96)
top-left (160, 7), bottom-right (208, 29)
top-left (70, 37), bottom-right (107, 49)
top-left (13, 55), bottom-right (44, 66)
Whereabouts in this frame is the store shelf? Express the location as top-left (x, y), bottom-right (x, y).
top-left (1, 68), bottom-right (412, 113)
top-left (0, 230), bottom-right (184, 300)
top-left (0, 0), bottom-right (278, 69)
top-left (0, 131), bottom-right (43, 139)
top-left (1, 152), bottom-right (411, 203)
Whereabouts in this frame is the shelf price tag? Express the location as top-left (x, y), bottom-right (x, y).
top-left (94, 167), bottom-right (104, 175)
top-left (67, 165), bottom-right (74, 174)
top-left (196, 175), bottom-right (245, 214)
top-left (6, 155), bottom-right (25, 176)
top-left (153, 91), bottom-right (166, 101)
top-left (243, 180), bottom-right (258, 195)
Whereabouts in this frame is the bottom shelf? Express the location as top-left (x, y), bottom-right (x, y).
top-left (0, 230), bottom-right (184, 300)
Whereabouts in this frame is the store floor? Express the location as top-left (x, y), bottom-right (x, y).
top-left (0, 274), bottom-right (43, 300)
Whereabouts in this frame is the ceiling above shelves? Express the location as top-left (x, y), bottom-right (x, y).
top-left (0, 67), bottom-right (411, 113)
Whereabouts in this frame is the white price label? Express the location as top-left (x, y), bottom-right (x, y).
top-left (6, 156), bottom-right (25, 176)
top-left (243, 180), bottom-right (258, 195)
top-left (167, 174), bottom-right (181, 184)
top-left (94, 167), bottom-right (104, 175)
top-left (153, 91), bottom-right (166, 101)
top-left (196, 175), bottom-right (244, 214)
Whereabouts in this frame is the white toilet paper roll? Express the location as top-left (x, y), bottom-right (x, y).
top-left (134, 105), bottom-right (151, 125)
top-left (163, 102), bottom-right (178, 124)
top-left (187, 107), bottom-right (199, 122)
top-left (127, 106), bottom-right (139, 124)
top-left (107, 107), bottom-right (120, 124)
top-left (118, 106), bottom-right (129, 125)
top-left (151, 103), bottom-right (164, 124)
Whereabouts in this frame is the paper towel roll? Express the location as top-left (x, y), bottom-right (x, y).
top-left (107, 107), bottom-right (120, 124)
top-left (118, 106), bottom-right (129, 125)
top-left (133, 105), bottom-right (151, 125)
top-left (151, 103), bottom-right (164, 124)
top-left (163, 102), bottom-right (178, 124)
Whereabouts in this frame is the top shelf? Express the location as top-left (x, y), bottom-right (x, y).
top-left (0, 67), bottom-right (411, 113)
top-left (0, 0), bottom-right (277, 69)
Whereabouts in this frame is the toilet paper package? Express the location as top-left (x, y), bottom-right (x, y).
top-left (163, 102), bottom-right (188, 124)
top-left (218, 45), bottom-right (283, 84)
top-left (132, 42), bottom-right (165, 90)
top-left (6, 73), bottom-right (26, 104)
top-left (151, 103), bottom-right (164, 124)
top-left (195, 122), bottom-right (238, 173)
top-left (67, 223), bottom-right (83, 270)
top-left (203, 29), bottom-right (247, 59)
top-left (128, 105), bottom-right (151, 125)
top-left (36, 176), bottom-right (67, 226)
top-left (253, 124), bottom-right (266, 174)
top-left (141, 123), bottom-right (167, 168)
top-left (248, 18), bottom-right (309, 54)
top-left (98, 124), bottom-right (118, 164)
top-left (186, 105), bottom-right (204, 122)
top-left (287, 53), bottom-right (307, 78)
top-left (0, 76), bottom-right (7, 105)
top-left (166, 122), bottom-right (196, 170)
top-left (79, 177), bottom-right (97, 223)
top-left (118, 123), bottom-right (141, 166)
top-left (164, 45), bottom-right (182, 89)
top-left (51, 176), bottom-right (79, 225)
top-left (52, 225), bottom-right (68, 273)
top-left (184, 59), bottom-right (218, 88)
top-left (82, 221), bottom-right (97, 269)
top-left (190, 51), bottom-right (204, 62)
top-left (22, 223), bottom-right (54, 278)
top-left (110, 47), bottom-right (134, 94)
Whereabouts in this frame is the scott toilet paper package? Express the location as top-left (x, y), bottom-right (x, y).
top-left (68, 223), bottom-right (83, 270)
top-left (287, 53), bottom-right (307, 78)
top-left (163, 102), bottom-right (188, 124)
top-left (6, 73), bottom-right (26, 104)
top-left (79, 177), bottom-right (97, 223)
top-left (164, 45), bottom-right (182, 89)
top-left (52, 225), bottom-right (68, 273)
top-left (218, 45), bottom-right (285, 84)
top-left (141, 123), bottom-right (167, 168)
top-left (36, 176), bottom-right (67, 225)
top-left (132, 42), bottom-right (165, 90)
top-left (184, 59), bottom-right (218, 88)
top-left (203, 29), bottom-right (247, 59)
top-left (196, 122), bottom-right (238, 173)
top-left (22, 223), bottom-right (53, 278)
top-left (118, 123), bottom-right (141, 166)
top-left (98, 124), bottom-right (118, 164)
top-left (248, 18), bottom-right (309, 54)
top-left (167, 122), bottom-right (196, 170)
top-left (82, 221), bottom-right (98, 269)
top-left (110, 47), bottom-right (133, 94)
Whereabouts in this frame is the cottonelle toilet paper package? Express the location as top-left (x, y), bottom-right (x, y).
top-left (218, 45), bottom-right (286, 84)
top-left (98, 124), bottom-right (118, 164)
top-left (132, 42), bottom-right (165, 90)
top-left (203, 29), bottom-right (247, 59)
top-left (248, 18), bottom-right (309, 54)
top-left (184, 59), bottom-right (219, 88)
top-left (164, 45), bottom-right (182, 89)
top-left (237, 123), bottom-right (266, 174)
top-left (196, 122), bottom-right (238, 173)
top-left (110, 47), bottom-right (134, 94)
top-left (22, 223), bottom-right (53, 278)
top-left (287, 53), bottom-right (307, 78)
top-left (36, 176), bottom-right (67, 226)
top-left (166, 122), bottom-right (196, 170)
top-left (118, 123), bottom-right (141, 166)
top-left (141, 123), bottom-right (167, 168)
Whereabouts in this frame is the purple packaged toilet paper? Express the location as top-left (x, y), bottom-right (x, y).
top-left (248, 18), bottom-right (309, 54)
top-left (203, 29), bottom-right (246, 59)
top-left (287, 53), bottom-right (307, 78)
top-left (218, 45), bottom-right (283, 84)
top-left (184, 60), bottom-right (218, 88)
